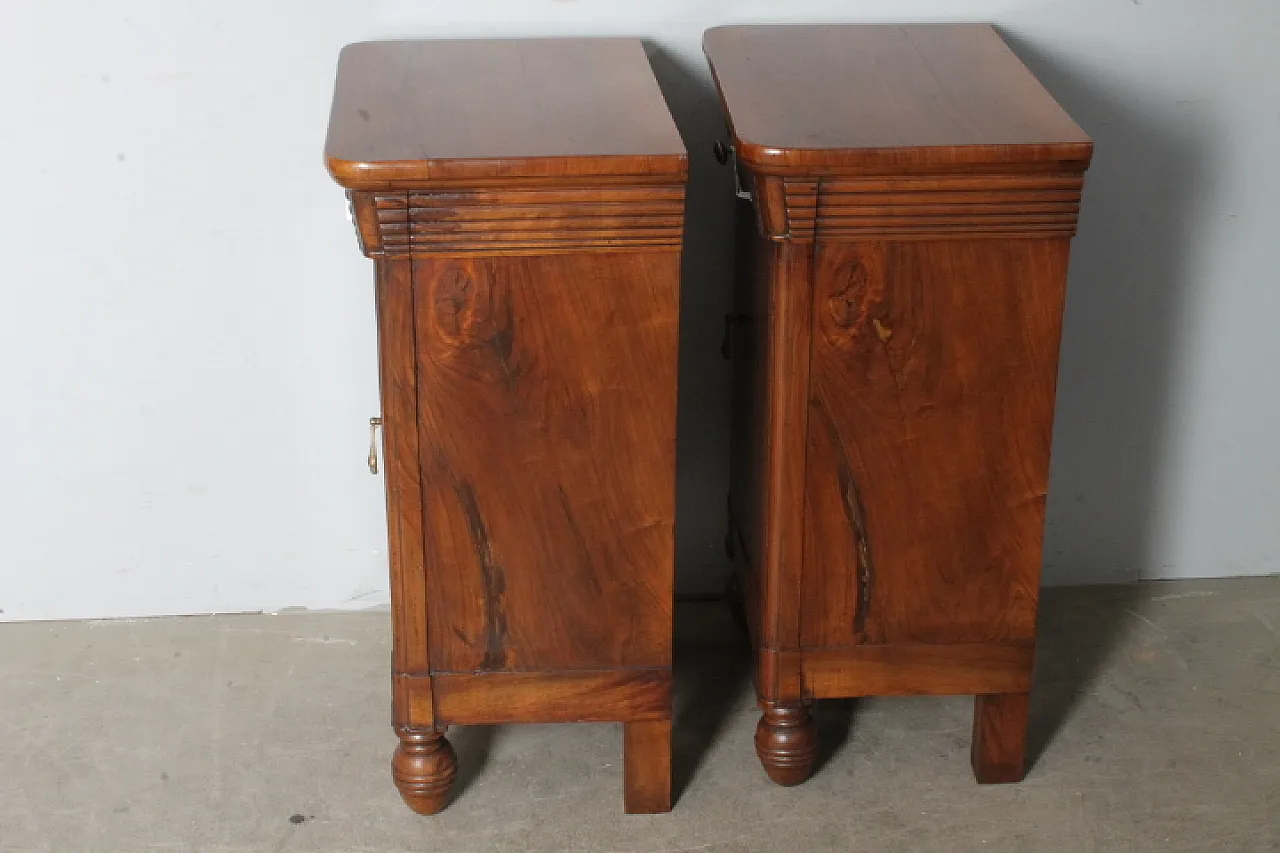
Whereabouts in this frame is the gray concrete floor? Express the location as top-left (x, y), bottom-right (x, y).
top-left (2, 578), bottom-right (1279, 852)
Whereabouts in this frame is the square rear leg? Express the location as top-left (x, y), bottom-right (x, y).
top-left (971, 692), bottom-right (1030, 783)
top-left (623, 719), bottom-right (672, 813)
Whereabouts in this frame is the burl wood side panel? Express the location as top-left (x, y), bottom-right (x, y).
top-left (800, 239), bottom-right (1070, 648)
top-left (412, 252), bottom-right (678, 673)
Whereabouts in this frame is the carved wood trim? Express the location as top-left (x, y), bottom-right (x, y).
top-left (350, 184), bottom-right (686, 257)
top-left (754, 172), bottom-right (1085, 242)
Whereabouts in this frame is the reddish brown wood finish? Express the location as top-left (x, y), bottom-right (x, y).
top-left (708, 23), bottom-right (1092, 787)
top-left (327, 40), bottom-right (687, 188)
top-left (392, 728), bottom-right (456, 815)
top-left (703, 24), bottom-right (1090, 175)
top-left (431, 670), bottom-right (671, 725)
top-left (803, 238), bottom-right (1068, 649)
top-left (803, 643), bottom-right (1034, 698)
top-left (624, 720), bottom-right (674, 813)
top-left (972, 692), bottom-right (1032, 783)
top-left (754, 700), bottom-right (818, 786)
top-left (412, 252), bottom-right (677, 674)
top-left (327, 38), bottom-right (685, 814)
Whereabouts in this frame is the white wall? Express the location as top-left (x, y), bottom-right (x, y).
top-left (1, 0), bottom-right (1276, 620)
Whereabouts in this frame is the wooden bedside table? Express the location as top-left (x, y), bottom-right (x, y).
top-left (704, 24), bottom-right (1092, 786)
top-left (325, 39), bottom-right (687, 814)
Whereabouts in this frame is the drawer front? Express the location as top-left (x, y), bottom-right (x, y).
top-left (413, 252), bottom-right (679, 672)
top-left (800, 238), bottom-right (1069, 647)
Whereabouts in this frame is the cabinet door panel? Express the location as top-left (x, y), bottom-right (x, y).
top-left (413, 253), bottom-right (678, 672)
top-left (801, 239), bottom-right (1068, 647)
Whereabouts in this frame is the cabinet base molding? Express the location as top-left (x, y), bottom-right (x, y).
top-left (802, 643), bottom-right (1034, 698)
top-left (409, 668), bottom-right (672, 726)
top-left (392, 668), bottom-right (674, 812)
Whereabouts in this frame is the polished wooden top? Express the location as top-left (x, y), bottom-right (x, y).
top-left (703, 24), bottom-right (1091, 175)
top-left (326, 39), bottom-right (688, 189)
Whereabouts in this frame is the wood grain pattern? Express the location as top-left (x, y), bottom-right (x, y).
top-left (392, 728), bottom-right (456, 815)
top-left (327, 37), bottom-right (683, 813)
top-left (432, 670), bottom-right (671, 725)
top-left (971, 692), bottom-right (1031, 783)
top-left (753, 174), bottom-right (1085, 242)
top-left (703, 24), bottom-right (1091, 175)
top-left (412, 252), bottom-right (678, 673)
top-left (392, 674), bottom-right (435, 730)
top-left (756, 241), bottom-right (814, 670)
top-left (710, 23), bottom-right (1090, 788)
top-left (623, 720), bottom-right (673, 814)
top-left (754, 701), bottom-right (817, 786)
top-left (375, 259), bottom-right (430, 677)
top-left (326, 39), bottom-right (686, 189)
top-left (351, 184), bottom-right (686, 256)
top-left (802, 643), bottom-right (1034, 698)
top-left (800, 239), bottom-right (1068, 648)
top-left (756, 648), bottom-right (803, 701)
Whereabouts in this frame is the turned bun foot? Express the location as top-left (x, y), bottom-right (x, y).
top-left (392, 727), bottom-right (457, 815)
top-left (755, 701), bottom-right (818, 786)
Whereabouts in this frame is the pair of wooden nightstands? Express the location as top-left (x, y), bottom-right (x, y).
top-left (324, 25), bottom-right (1092, 814)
